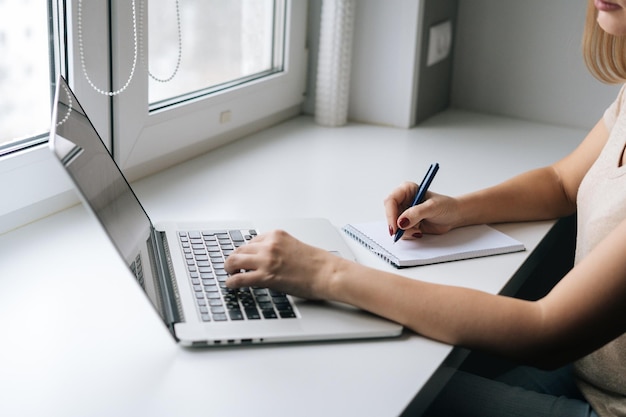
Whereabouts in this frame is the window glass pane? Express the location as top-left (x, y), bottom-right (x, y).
top-left (148, 0), bottom-right (280, 108)
top-left (0, 0), bottom-right (52, 147)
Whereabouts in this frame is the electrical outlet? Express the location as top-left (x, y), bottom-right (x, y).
top-left (426, 20), bottom-right (452, 67)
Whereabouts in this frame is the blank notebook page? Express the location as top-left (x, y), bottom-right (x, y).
top-left (342, 221), bottom-right (525, 268)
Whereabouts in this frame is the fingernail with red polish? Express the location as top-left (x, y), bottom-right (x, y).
top-left (389, 225), bottom-right (394, 236)
top-left (399, 218), bottom-right (410, 228)
top-left (412, 232), bottom-right (423, 239)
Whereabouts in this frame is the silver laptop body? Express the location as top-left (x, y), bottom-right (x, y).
top-left (49, 76), bottom-right (402, 346)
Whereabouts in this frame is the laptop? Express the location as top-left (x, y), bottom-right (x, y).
top-left (49, 76), bottom-right (402, 346)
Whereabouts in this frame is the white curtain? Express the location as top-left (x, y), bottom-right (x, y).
top-left (315, 0), bottom-right (356, 127)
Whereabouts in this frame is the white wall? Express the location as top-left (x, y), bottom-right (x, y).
top-left (305, 0), bottom-right (621, 130)
top-left (346, 0), bottom-right (422, 127)
top-left (304, 0), bottom-right (423, 128)
top-left (451, 0), bottom-right (620, 129)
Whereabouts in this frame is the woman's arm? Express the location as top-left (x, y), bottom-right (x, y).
top-left (225, 116), bottom-right (624, 369)
top-left (386, 118), bottom-right (610, 235)
top-left (326, 216), bottom-right (626, 369)
top-left (226, 217), bottom-right (626, 370)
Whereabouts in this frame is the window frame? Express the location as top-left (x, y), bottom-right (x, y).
top-left (0, 0), bottom-right (111, 234)
top-left (0, 0), bottom-right (308, 233)
top-left (110, 0), bottom-right (308, 178)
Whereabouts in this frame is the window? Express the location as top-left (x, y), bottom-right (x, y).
top-left (0, 0), bottom-right (54, 153)
top-left (90, 0), bottom-right (307, 177)
top-left (0, 0), bottom-right (72, 235)
top-left (148, 0), bottom-right (280, 107)
top-left (1, 0), bottom-right (307, 232)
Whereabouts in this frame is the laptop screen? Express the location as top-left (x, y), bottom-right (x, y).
top-left (49, 77), bottom-right (165, 318)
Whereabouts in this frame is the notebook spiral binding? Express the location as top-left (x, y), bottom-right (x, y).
top-left (342, 225), bottom-right (398, 267)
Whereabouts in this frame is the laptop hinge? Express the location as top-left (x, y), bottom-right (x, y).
top-left (149, 228), bottom-right (184, 327)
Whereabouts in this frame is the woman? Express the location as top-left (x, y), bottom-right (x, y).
top-left (225, 1), bottom-right (626, 415)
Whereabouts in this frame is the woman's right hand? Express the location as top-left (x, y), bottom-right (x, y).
top-left (384, 181), bottom-right (462, 239)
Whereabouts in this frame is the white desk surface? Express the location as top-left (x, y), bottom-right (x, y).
top-left (0, 110), bottom-right (584, 417)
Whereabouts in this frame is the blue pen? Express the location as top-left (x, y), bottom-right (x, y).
top-left (394, 163), bottom-right (439, 242)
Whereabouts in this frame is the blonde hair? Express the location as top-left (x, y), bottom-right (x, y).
top-left (583, 0), bottom-right (626, 83)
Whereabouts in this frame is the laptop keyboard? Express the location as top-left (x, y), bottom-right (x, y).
top-left (129, 253), bottom-right (145, 288)
top-left (178, 229), bottom-right (297, 322)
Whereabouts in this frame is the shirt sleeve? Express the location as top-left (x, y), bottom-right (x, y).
top-left (603, 84), bottom-right (626, 131)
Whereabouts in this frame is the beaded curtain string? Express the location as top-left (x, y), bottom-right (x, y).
top-left (78, 0), bottom-right (181, 96)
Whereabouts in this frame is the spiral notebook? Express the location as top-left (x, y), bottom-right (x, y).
top-left (342, 221), bottom-right (525, 268)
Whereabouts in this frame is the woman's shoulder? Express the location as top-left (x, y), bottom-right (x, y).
top-left (604, 84), bottom-right (626, 131)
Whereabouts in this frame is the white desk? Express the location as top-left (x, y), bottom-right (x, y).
top-left (0, 110), bottom-right (583, 416)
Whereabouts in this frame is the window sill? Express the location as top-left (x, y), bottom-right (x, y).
top-left (0, 104), bottom-right (301, 236)
top-left (0, 144), bottom-right (76, 235)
